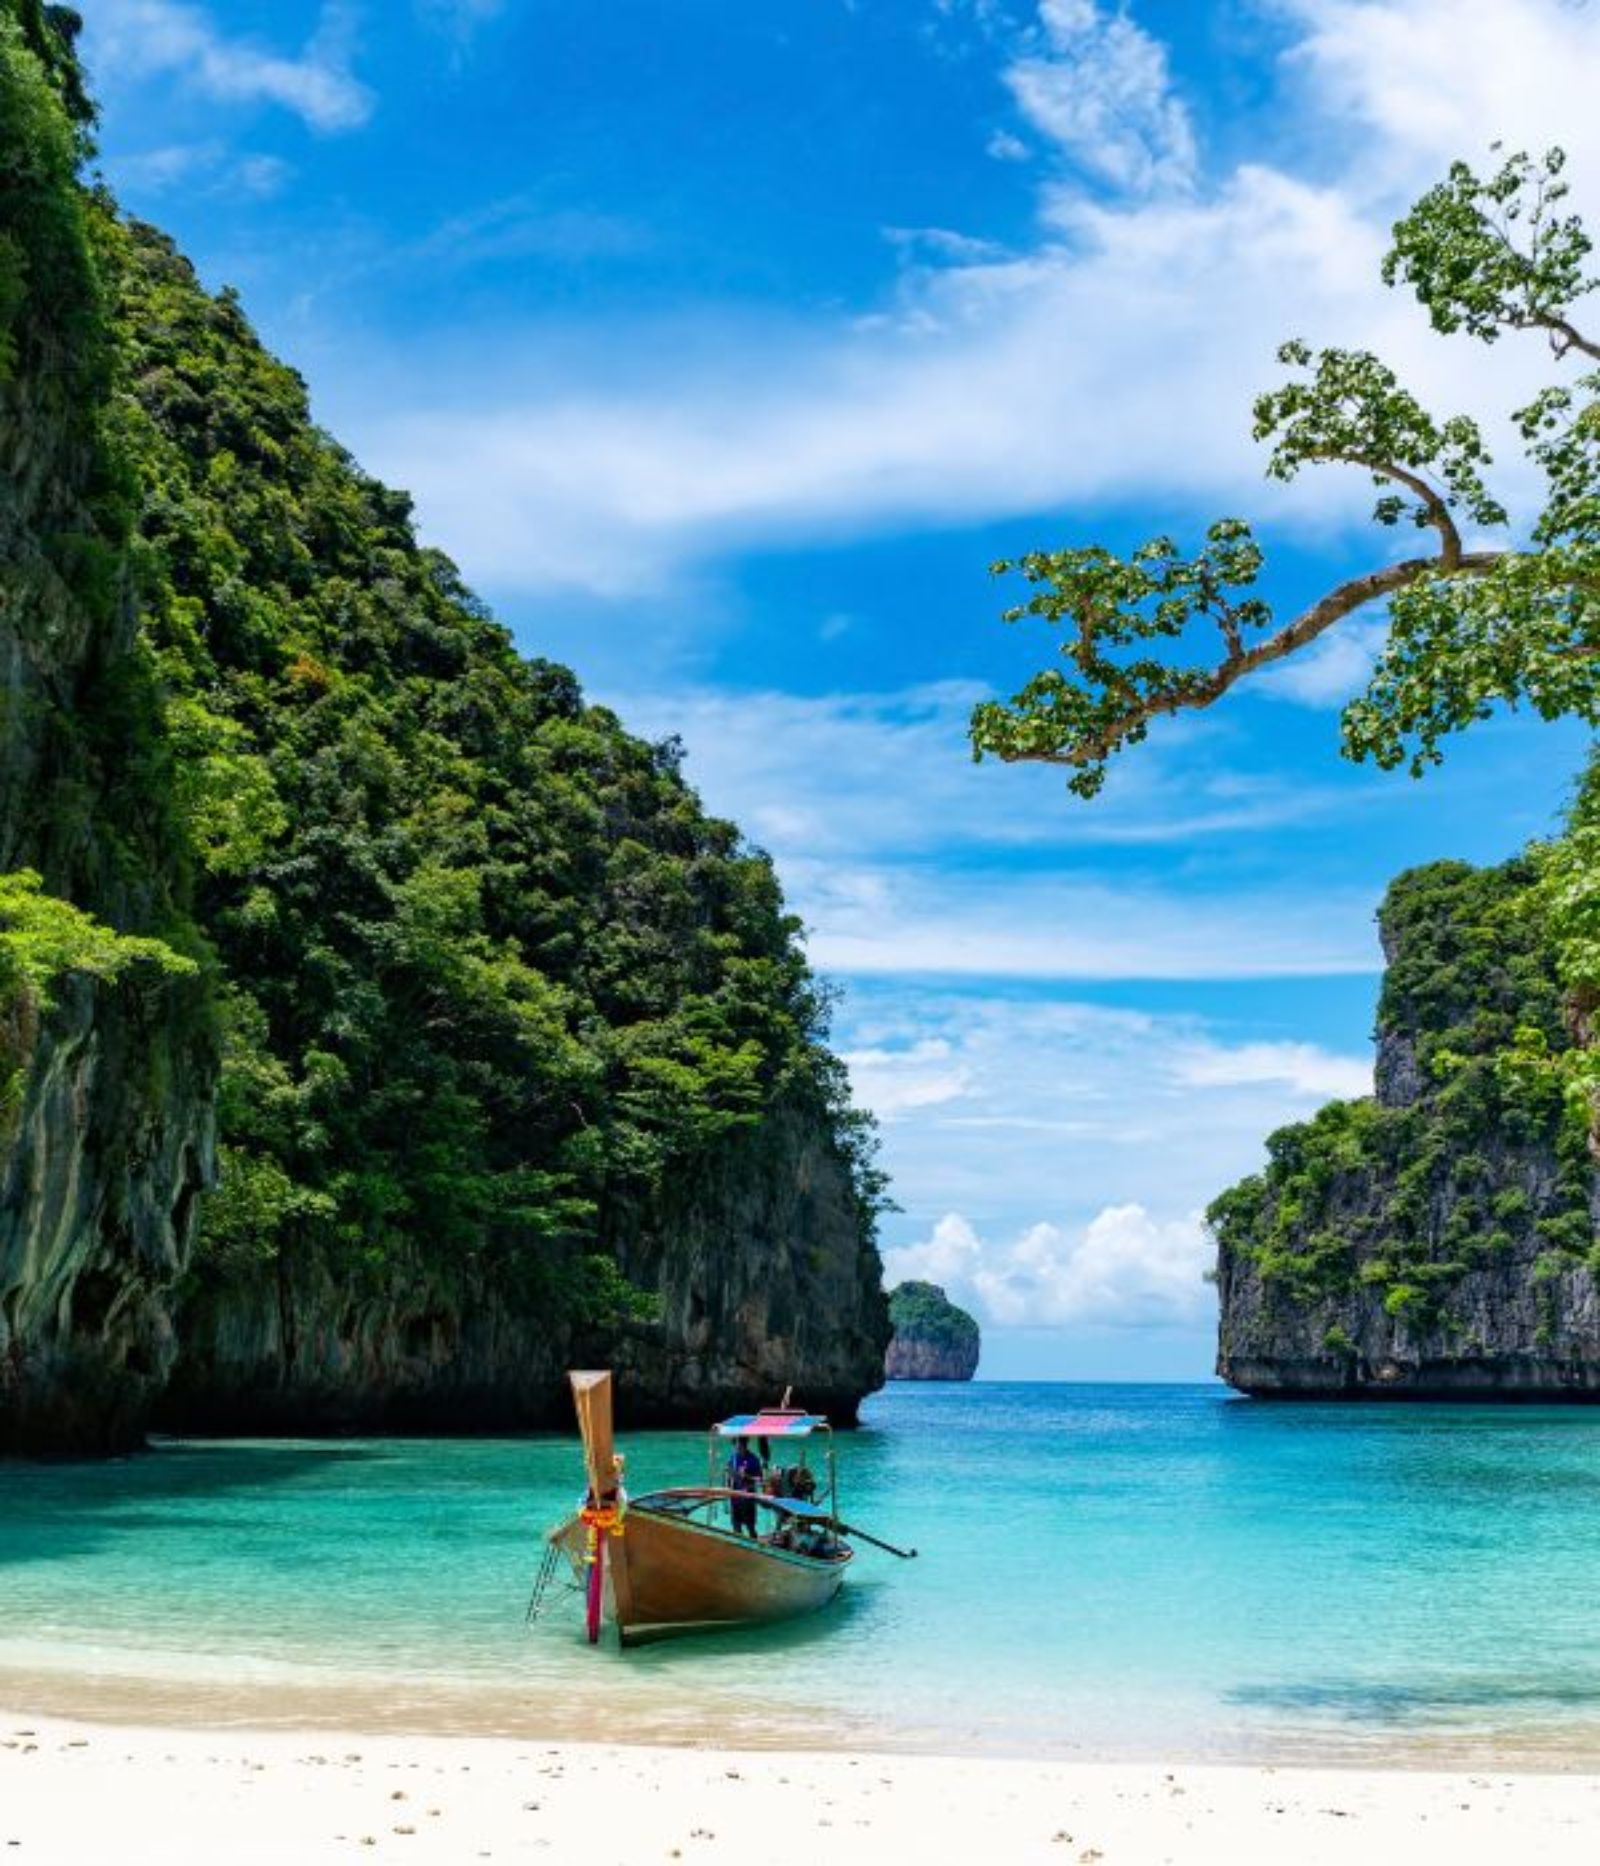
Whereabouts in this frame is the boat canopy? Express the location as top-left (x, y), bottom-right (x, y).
top-left (714, 1410), bottom-right (828, 1439)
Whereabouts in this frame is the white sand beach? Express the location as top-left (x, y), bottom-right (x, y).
top-left (5, 1711), bottom-right (1600, 1866)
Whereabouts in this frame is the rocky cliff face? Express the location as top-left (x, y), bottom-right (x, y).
top-left (1, 974), bottom-right (213, 1451)
top-left (159, 1094), bottom-right (885, 1432)
top-left (885, 1280), bottom-right (980, 1380)
top-left (1214, 857), bottom-right (1600, 1398)
top-left (0, 6), bottom-right (214, 1453)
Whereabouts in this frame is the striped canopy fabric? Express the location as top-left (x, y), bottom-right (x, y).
top-left (714, 1411), bottom-right (828, 1438)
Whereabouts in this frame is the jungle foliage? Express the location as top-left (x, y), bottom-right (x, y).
top-left (1, 3), bottom-right (201, 1117)
top-left (1, 3), bottom-right (886, 1330)
top-left (106, 215), bottom-right (887, 1313)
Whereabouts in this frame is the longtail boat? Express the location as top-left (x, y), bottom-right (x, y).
top-left (538, 1369), bottom-right (914, 1645)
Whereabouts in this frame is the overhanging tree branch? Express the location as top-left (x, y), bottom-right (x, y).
top-left (972, 146), bottom-right (1600, 800)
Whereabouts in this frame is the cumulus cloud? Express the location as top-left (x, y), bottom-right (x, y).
top-left (340, 0), bottom-right (1600, 598)
top-left (838, 989), bottom-right (1371, 1278)
top-left (86, 0), bottom-right (372, 132)
top-left (881, 1211), bottom-right (985, 1287)
top-left (1002, 0), bottom-right (1197, 194)
top-left (885, 1204), bottom-right (1212, 1328)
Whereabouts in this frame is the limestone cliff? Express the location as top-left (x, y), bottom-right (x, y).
top-left (1213, 855), bottom-right (1600, 1398)
top-left (160, 1094), bottom-right (886, 1431)
top-left (885, 1281), bottom-right (980, 1381)
top-left (1, 5), bottom-right (888, 1450)
top-left (0, 4), bottom-right (214, 1453)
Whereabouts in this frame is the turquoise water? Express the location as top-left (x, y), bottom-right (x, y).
top-left (7, 1383), bottom-right (1600, 1762)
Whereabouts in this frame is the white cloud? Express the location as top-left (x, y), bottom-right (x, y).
top-left (356, 161), bottom-right (1389, 594)
top-left (236, 155), bottom-right (293, 199)
top-left (881, 1211), bottom-right (985, 1287)
top-left (1003, 0), bottom-right (1197, 194)
top-left (108, 140), bottom-right (223, 189)
top-left (886, 1203), bottom-right (1212, 1328)
top-left (410, 198), bottom-right (648, 270)
top-left (886, 225), bottom-right (1008, 265)
top-left (603, 680), bottom-right (1362, 859)
top-left (1284, 0), bottom-right (1600, 199)
top-left (336, 0), bottom-right (1600, 603)
top-left (1256, 616), bottom-right (1390, 707)
top-left (1171, 1039), bottom-right (1371, 1101)
top-left (841, 989), bottom-right (1370, 1291)
top-left (837, 1039), bottom-right (971, 1119)
top-left (802, 866), bottom-right (1376, 979)
top-left (86, 0), bottom-right (372, 132)
top-left (108, 139), bottom-right (295, 201)
top-left (598, 679), bottom-right (1383, 982)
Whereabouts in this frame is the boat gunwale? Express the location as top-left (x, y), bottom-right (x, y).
top-left (603, 1499), bottom-right (855, 1574)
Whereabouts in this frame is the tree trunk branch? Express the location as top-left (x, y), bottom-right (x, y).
top-left (1324, 453), bottom-right (1464, 567)
top-left (1536, 314), bottom-right (1600, 364)
top-left (1000, 550), bottom-right (1506, 768)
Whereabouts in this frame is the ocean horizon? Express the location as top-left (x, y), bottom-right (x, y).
top-left (6, 1381), bottom-right (1600, 1767)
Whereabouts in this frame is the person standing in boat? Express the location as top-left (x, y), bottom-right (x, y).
top-left (725, 1435), bottom-right (764, 1538)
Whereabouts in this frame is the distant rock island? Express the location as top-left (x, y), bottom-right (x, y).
top-left (885, 1281), bottom-right (980, 1381)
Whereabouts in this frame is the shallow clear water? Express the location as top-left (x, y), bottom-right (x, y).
top-left (7, 1383), bottom-right (1600, 1761)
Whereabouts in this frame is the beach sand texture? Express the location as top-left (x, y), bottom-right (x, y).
top-left (4, 1713), bottom-right (1600, 1865)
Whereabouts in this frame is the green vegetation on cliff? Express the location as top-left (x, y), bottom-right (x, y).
top-left (0, 1), bottom-right (178, 909)
top-left (1209, 838), bottom-right (1593, 1329)
top-left (1, 0), bottom-right (200, 986)
top-left (1, 2), bottom-right (889, 1441)
top-left (1, 1), bottom-right (216, 1452)
top-left (101, 210), bottom-right (885, 1327)
top-left (888, 1280), bottom-right (980, 1353)
top-left (885, 1280), bottom-right (980, 1379)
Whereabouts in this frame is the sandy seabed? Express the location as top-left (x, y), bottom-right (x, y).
top-left (5, 1710), bottom-right (1600, 1866)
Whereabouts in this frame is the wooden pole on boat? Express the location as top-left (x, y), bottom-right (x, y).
top-left (832, 1517), bottom-right (918, 1559)
top-left (569, 1370), bottom-right (615, 1504)
top-left (569, 1370), bottom-right (634, 1643)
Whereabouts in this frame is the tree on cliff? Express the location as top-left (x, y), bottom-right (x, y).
top-left (969, 148), bottom-right (1599, 798)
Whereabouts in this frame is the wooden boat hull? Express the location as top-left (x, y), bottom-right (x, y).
top-left (553, 1505), bottom-right (849, 1645)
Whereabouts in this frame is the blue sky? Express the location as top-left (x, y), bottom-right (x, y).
top-left (82, 0), bottom-right (1600, 1378)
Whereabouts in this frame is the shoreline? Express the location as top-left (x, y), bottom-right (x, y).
top-left (9, 1668), bottom-right (1600, 1776)
top-left (7, 1711), bottom-right (1600, 1866)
